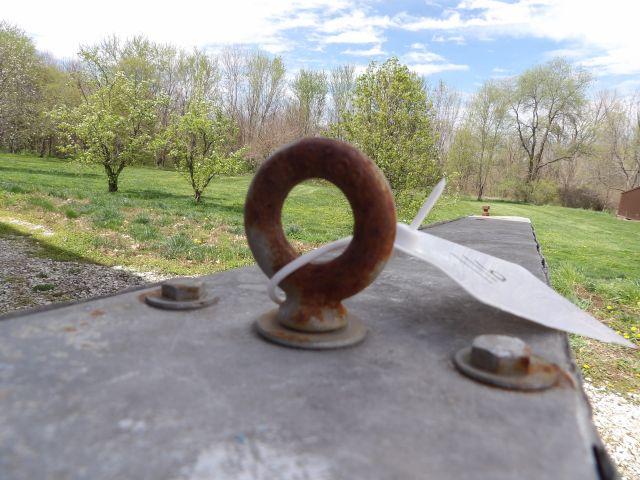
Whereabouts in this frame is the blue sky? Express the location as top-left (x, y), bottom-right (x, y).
top-left (4, 0), bottom-right (639, 94)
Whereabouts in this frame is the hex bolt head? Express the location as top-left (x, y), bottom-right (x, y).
top-left (469, 334), bottom-right (531, 375)
top-left (161, 278), bottom-right (203, 301)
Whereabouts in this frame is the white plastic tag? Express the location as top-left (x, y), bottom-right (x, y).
top-left (395, 223), bottom-right (634, 347)
top-left (267, 179), bottom-right (635, 348)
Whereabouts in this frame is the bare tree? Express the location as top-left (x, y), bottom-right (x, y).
top-left (244, 52), bottom-right (286, 145)
top-left (509, 58), bottom-right (591, 184)
top-left (291, 69), bottom-right (328, 136)
top-left (328, 65), bottom-right (355, 129)
top-left (220, 48), bottom-right (286, 161)
top-left (429, 80), bottom-right (461, 167)
top-left (594, 91), bottom-right (640, 192)
top-left (467, 80), bottom-right (509, 200)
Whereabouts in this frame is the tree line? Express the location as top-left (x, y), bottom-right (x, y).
top-left (1, 22), bottom-right (638, 207)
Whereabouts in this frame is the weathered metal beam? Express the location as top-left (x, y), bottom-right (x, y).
top-left (0, 217), bottom-right (614, 479)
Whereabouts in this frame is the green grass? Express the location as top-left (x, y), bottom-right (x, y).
top-left (0, 153), bottom-right (638, 394)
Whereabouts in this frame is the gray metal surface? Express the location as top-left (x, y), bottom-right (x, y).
top-left (0, 217), bottom-right (607, 480)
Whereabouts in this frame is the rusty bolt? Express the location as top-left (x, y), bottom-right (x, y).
top-left (161, 278), bottom-right (203, 302)
top-left (482, 205), bottom-right (490, 216)
top-left (469, 334), bottom-right (531, 375)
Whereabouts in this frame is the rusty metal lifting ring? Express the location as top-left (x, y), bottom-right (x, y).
top-left (244, 137), bottom-right (396, 349)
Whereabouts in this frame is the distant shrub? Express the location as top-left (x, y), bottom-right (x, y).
top-left (495, 179), bottom-right (522, 202)
top-left (496, 179), bottom-right (558, 205)
top-left (530, 179), bottom-right (559, 205)
top-left (559, 187), bottom-right (605, 211)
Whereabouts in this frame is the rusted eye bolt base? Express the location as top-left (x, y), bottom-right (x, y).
top-left (244, 138), bottom-right (396, 349)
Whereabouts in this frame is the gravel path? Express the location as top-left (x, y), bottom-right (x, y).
top-left (1, 231), bottom-right (638, 478)
top-left (584, 382), bottom-right (640, 480)
top-left (0, 233), bottom-right (168, 316)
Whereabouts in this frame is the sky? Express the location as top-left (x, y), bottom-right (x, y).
top-left (3, 0), bottom-right (640, 94)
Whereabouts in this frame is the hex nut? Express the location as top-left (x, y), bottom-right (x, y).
top-left (470, 334), bottom-right (531, 375)
top-left (161, 278), bottom-right (203, 301)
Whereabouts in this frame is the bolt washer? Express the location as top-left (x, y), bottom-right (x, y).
top-left (255, 309), bottom-right (367, 350)
top-left (144, 289), bottom-right (219, 311)
top-left (453, 347), bottom-right (560, 391)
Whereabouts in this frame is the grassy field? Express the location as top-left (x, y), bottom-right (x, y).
top-left (1, 153), bottom-right (639, 394)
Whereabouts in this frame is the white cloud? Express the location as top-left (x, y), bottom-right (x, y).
top-left (398, 0), bottom-right (640, 76)
top-left (405, 50), bottom-right (445, 63)
top-left (410, 62), bottom-right (469, 75)
top-left (1, 0), bottom-right (354, 58)
top-left (613, 79), bottom-right (640, 94)
top-left (321, 29), bottom-right (384, 45)
top-left (432, 34), bottom-right (465, 44)
top-left (316, 9), bottom-right (392, 34)
top-left (316, 8), bottom-right (391, 45)
top-left (342, 45), bottom-right (386, 56)
top-left (402, 43), bottom-right (468, 76)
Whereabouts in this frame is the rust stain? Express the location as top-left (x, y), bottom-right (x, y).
top-left (138, 290), bottom-right (160, 303)
top-left (63, 326), bottom-right (77, 333)
top-left (270, 330), bottom-right (311, 343)
top-left (90, 309), bottom-right (105, 318)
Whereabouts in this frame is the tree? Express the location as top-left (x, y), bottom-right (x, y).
top-left (291, 69), bottom-right (328, 136)
top-left (220, 48), bottom-right (286, 162)
top-left (58, 72), bottom-right (157, 192)
top-left (509, 58), bottom-right (591, 184)
top-left (429, 80), bottom-right (462, 167)
top-left (0, 23), bottom-right (44, 152)
top-left (33, 56), bottom-right (82, 157)
top-left (163, 95), bottom-right (246, 203)
top-left (336, 57), bottom-right (439, 191)
top-left (328, 65), bottom-right (355, 138)
top-left (466, 80), bottom-right (509, 200)
top-left (594, 91), bottom-right (640, 192)
top-left (241, 52), bottom-right (286, 144)
top-left (446, 125), bottom-right (476, 192)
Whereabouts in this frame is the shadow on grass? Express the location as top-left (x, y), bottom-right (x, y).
top-left (0, 164), bottom-right (101, 179)
top-left (117, 188), bottom-right (246, 215)
top-left (119, 188), bottom-right (194, 201)
top-left (0, 222), bottom-right (95, 264)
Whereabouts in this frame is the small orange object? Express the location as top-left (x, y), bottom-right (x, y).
top-left (482, 205), bottom-right (490, 216)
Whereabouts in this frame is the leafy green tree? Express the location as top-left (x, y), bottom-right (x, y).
top-left (58, 72), bottom-right (157, 192)
top-left (0, 23), bottom-right (44, 152)
top-left (334, 57), bottom-right (439, 191)
top-left (34, 57), bottom-right (82, 157)
top-left (163, 95), bottom-right (246, 203)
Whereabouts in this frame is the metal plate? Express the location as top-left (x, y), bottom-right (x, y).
top-left (144, 289), bottom-right (219, 310)
top-left (0, 218), bottom-right (611, 480)
top-left (255, 309), bottom-right (367, 349)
